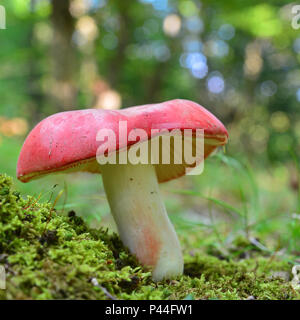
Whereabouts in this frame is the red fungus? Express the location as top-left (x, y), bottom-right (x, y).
top-left (17, 99), bottom-right (228, 280)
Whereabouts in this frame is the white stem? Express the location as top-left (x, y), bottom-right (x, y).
top-left (101, 163), bottom-right (183, 281)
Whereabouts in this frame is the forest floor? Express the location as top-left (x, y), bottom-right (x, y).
top-left (0, 174), bottom-right (299, 300)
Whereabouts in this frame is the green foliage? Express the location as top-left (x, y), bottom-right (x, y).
top-left (225, 4), bottom-right (283, 37)
top-left (0, 0), bottom-right (299, 162)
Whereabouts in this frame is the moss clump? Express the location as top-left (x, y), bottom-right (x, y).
top-left (0, 174), bottom-right (299, 300)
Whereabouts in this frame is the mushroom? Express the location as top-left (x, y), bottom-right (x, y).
top-left (17, 99), bottom-right (228, 281)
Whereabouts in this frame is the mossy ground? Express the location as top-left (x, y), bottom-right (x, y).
top-left (0, 174), bottom-right (299, 300)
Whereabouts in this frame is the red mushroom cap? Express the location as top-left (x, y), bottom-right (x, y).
top-left (17, 99), bottom-right (228, 183)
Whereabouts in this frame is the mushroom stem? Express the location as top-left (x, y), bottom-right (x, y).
top-left (101, 162), bottom-right (183, 281)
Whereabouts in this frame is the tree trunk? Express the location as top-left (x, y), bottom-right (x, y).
top-left (50, 0), bottom-right (77, 110)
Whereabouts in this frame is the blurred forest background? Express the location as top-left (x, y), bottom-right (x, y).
top-left (0, 0), bottom-right (300, 260)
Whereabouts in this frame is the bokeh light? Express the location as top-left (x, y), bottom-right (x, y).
top-left (70, 0), bottom-right (88, 18)
top-left (140, 0), bottom-right (169, 11)
top-left (270, 111), bottom-right (290, 132)
top-left (296, 88), bottom-right (300, 102)
top-left (0, 118), bottom-right (28, 137)
top-left (293, 37), bottom-right (300, 54)
top-left (75, 15), bottom-right (99, 45)
top-left (95, 89), bottom-right (122, 110)
top-left (153, 42), bottom-right (170, 61)
top-left (207, 39), bottom-right (229, 58)
top-left (244, 42), bottom-right (263, 78)
top-left (185, 52), bottom-right (207, 68)
top-left (163, 14), bottom-right (182, 37)
top-left (260, 80), bottom-right (277, 97)
top-left (185, 16), bottom-right (203, 33)
top-left (180, 51), bottom-right (209, 79)
top-left (207, 73), bottom-right (225, 94)
top-left (182, 38), bottom-right (203, 52)
top-left (218, 24), bottom-right (235, 40)
top-left (178, 1), bottom-right (199, 17)
top-left (33, 22), bottom-right (53, 44)
top-left (191, 61), bottom-right (208, 79)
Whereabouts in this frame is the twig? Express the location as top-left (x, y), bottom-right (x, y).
top-left (249, 237), bottom-right (271, 253)
top-left (90, 278), bottom-right (118, 300)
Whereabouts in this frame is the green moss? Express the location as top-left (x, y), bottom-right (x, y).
top-left (0, 174), bottom-right (299, 300)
